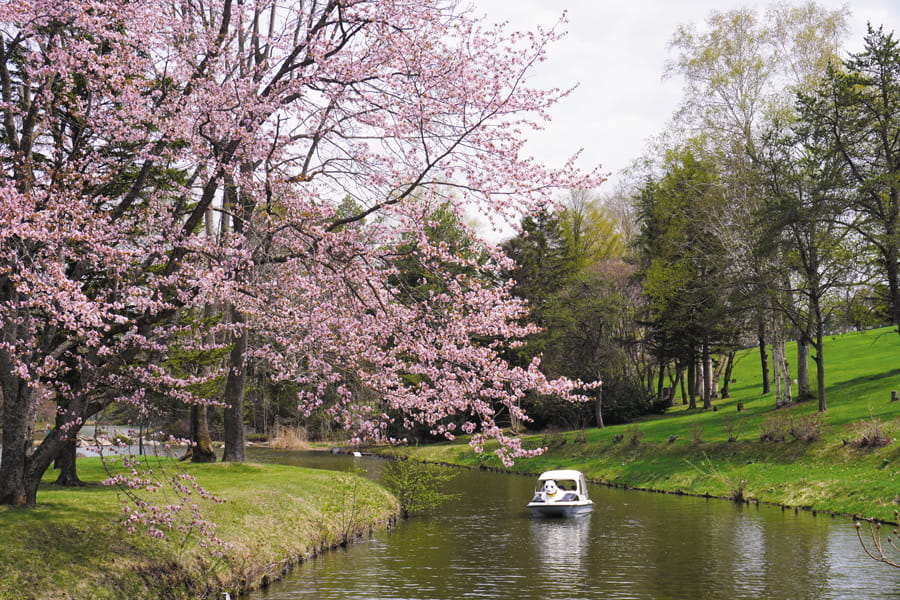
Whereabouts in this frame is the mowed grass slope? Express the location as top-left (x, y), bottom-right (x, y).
top-left (0, 458), bottom-right (398, 600)
top-left (402, 327), bottom-right (900, 522)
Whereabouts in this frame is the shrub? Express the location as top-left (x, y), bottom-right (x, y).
top-left (851, 417), bottom-right (891, 448)
top-left (541, 429), bottom-right (566, 449)
top-left (689, 423), bottom-right (705, 445)
top-left (788, 413), bottom-right (826, 442)
top-left (380, 459), bottom-right (459, 518)
top-left (721, 414), bottom-right (744, 442)
top-left (627, 424), bottom-right (644, 447)
top-left (271, 426), bottom-right (309, 449)
top-left (759, 414), bottom-right (789, 442)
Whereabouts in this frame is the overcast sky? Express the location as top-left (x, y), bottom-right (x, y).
top-left (473, 0), bottom-right (900, 192)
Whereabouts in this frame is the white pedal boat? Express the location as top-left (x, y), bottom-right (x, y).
top-left (527, 469), bottom-right (593, 517)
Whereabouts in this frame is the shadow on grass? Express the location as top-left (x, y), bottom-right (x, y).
top-left (829, 367), bottom-right (900, 392)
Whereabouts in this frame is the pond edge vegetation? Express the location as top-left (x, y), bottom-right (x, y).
top-left (386, 328), bottom-right (900, 526)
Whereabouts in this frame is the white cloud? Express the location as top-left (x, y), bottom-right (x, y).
top-left (473, 0), bottom-right (900, 189)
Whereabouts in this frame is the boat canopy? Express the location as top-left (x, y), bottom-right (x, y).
top-left (535, 470), bottom-right (589, 496)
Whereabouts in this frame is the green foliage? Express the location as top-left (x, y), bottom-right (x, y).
top-left (388, 201), bottom-right (488, 305)
top-left (379, 459), bottom-right (459, 518)
top-left (626, 423), bottom-right (644, 446)
top-left (501, 209), bottom-right (575, 328)
top-left (502, 198), bottom-right (645, 428)
top-left (635, 145), bottom-right (740, 369)
top-left (759, 413), bottom-right (789, 442)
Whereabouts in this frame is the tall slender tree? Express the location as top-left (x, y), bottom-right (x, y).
top-left (799, 26), bottom-right (900, 334)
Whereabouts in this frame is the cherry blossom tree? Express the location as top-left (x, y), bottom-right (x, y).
top-left (0, 0), bottom-right (601, 507)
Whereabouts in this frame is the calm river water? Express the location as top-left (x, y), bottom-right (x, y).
top-left (246, 449), bottom-right (899, 600)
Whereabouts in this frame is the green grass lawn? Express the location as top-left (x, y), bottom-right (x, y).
top-left (400, 327), bottom-right (900, 522)
top-left (0, 457), bottom-right (398, 600)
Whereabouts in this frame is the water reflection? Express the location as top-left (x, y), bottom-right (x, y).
top-left (529, 515), bottom-right (591, 571)
top-left (248, 450), bottom-right (900, 600)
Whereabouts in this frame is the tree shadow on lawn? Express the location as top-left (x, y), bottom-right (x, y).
top-left (829, 367), bottom-right (900, 393)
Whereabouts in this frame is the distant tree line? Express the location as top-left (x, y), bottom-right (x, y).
top-left (500, 8), bottom-right (900, 430)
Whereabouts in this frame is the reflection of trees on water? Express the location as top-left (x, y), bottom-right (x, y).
top-left (529, 515), bottom-right (592, 576)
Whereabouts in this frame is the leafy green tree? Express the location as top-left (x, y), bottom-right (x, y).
top-left (799, 26), bottom-right (900, 333)
top-left (666, 3), bottom-right (848, 397)
top-left (755, 114), bottom-right (855, 412)
top-left (501, 210), bottom-right (576, 330)
top-left (635, 145), bottom-right (740, 410)
top-left (501, 197), bottom-right (644, 428)
top-left (558, 189), bottom-right (626, 269)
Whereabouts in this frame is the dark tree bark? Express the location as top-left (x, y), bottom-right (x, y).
top-left (0, 380), bottom-right (35, 506)
top-left (52, 402), bottom-right (84, 487)
top-left (687, 355), bottom-right (697, 410)
top-left (222, 309), bottom-right (246, 462)
top-left (189, 404), bottom-right (217, 463)
top-left (757, 317), bottom-right (771, 395)
top-left (720, 351), bottom-right (736, 399)
top-left (594, 386), bottom-right (604, 429)
top-left (796, 334), bottom-right (812, 402)
top-left (53, 441), bottom-right (84, 487)
top-left (701, 340), bottom-right (713, 410)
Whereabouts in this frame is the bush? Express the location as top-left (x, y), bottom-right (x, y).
top-left (850, 417), bottom-right (892, 448)
top-left (689, 423), bottom-right (704, 445)
top-left (760, 412), bottom-right (826, 442)
top-left (721, 414), bottom-right (745, 442)
top-left (759, 414), bottom-right (788, 442)
top-left (271, 426), bottom-right (308, 449)
top-left (627, 424), bottom-right (644, 447)
top-left (380, 459), bottom-right (459, 518)
top-left (789, 413), bottom-right (826, 442)
top-left (541, 429), bottom-right (566, 449)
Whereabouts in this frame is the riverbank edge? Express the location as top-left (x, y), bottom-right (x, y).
top-left (0, 460), bottom-right (400, 600)
top-left (225, 514), bottom-right (400, 598)
top-left (378, 435), bottom-right (900, 525)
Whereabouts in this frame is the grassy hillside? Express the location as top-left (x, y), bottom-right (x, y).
top-left (399, 327), bottom-right (900, 522)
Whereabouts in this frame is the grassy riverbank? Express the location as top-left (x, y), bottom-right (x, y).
top-left (0, 457), bottom-right (398, 600)
top-left (397, 327), bottom-right (900, 522)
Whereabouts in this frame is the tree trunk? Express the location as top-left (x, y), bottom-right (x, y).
top-left (885, 245), bottom-right (900, 334)
top-left (656, 359), bottom-right (666, 400)
top-left (54, 440), bottom-right (84, 487)
top-left (0, 378), bottom-right (35, 506)
top-left (687, 355), bottom-right (697, 410)
top-left (2, 418), bottom-right (83, 507)
top-left (814, 303), bottom-right (827, 413)
top-left (701, 341), bottom-right (712, 410)
top-left (796, 322), bottom-right (812, 402)
top-left (594, 386), bottom-right (604, 429)
top-left (222, 308), bottom-right (247, 462)
top-left (190, 404), bottom-right (217, 463)
top-left (773, 339), bottom-right (783, 407)
top-left (720, 351), bottom-right (735, 399)
top-left (757, 318), bottom-right (771, 394)
top-left (52, 405), bottom-right (84, 486)
top-left (781, 342), bottom-right (792, 406)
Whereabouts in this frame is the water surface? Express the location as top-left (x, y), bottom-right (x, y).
top-left (247, 449), bottom-right (899, 600)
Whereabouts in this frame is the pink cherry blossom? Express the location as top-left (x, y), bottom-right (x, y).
top-left (0, 0), bottom-right (604, 509)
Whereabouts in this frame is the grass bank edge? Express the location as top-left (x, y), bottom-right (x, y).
top-left (390, 327), bottom-right (900, 523)
top-left (0, 458), bottom-right (400, 600)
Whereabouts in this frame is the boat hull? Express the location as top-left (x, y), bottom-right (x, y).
top-left (528, 502), bottom-right (593, 518)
